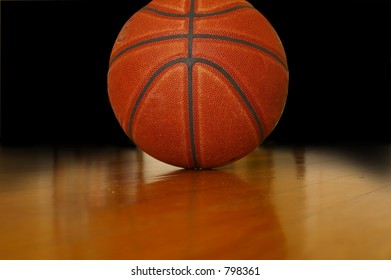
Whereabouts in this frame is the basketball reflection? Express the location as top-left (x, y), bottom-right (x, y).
top-left (293, 147), bottom-right (306, 179)
top-left (99, 148), bottom-right (286, 260)
top-left (40, 147), bottom-right (286, 259)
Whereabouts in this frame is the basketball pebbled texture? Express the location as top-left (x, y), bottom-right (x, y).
top-left (107, 0), bottom-right (289, 169)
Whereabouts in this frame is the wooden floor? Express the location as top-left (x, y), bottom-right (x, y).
top-left (0, 143), bottom-right (390, 260)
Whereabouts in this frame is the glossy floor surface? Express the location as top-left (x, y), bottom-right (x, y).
top-left (0, 144), bottom-right (390, 260)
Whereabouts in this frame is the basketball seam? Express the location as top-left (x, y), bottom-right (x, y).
top-left (127, 58), bottom-right (264, 167)
top-left (126, 58), bottom-right (266, 137)
top-left (109, 34), bottom-right (287, 70)
top-left (142, 5), bottom-right (254, 18)
top-left (194, 58), bottom-right (265, 141)
top-left (109, 3), bottom-right (286, 69)
top-left (193, 34), bottom-right (288, 71)
top-left (188, 0), bottom-right (198, 167)
top-left (109, 35), bottom-right (187, 67)
top-left (127, 58), bottom-right (187, 136)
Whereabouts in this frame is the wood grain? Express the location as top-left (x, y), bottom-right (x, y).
top-left (0, 144), bottom-right (390, 259)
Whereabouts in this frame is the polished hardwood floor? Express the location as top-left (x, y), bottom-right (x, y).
top-left (0, 143), bottom-right (390, 260)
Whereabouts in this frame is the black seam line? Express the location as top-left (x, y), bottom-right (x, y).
top-left (188, 0), bottom-right (198, 168)
top-left (196, 5), bottom-right (254, 17)
top-left (188, 0), bottom-right (195, 58)
top-left (127, 58), bottom-right (187, 136)
top-left (109, 33), bottom-right (288, 71)
top-left (142, 5), bottom-right (253, 18)
top-left (143, 7), bottom-right (186, 18)
top-left (188, 65), bottom-right (198, 168)
top-left (109, 34), bottom-right (188, 67)
top-left (193, 34), bottom-right (288, 70)
top-left (194, 58), bottom-right (266, 141)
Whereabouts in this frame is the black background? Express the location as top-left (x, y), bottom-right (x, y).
top-left (1, 0), bottom-right (390, 147)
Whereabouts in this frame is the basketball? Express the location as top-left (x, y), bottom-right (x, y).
top-left (107, 0), bottom-right (289, 169)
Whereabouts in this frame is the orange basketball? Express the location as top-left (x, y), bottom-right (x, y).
top-left (107, 0), bottom-right (288, 169)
